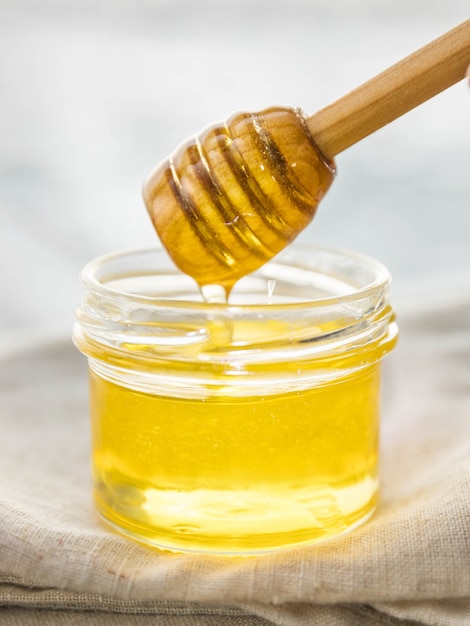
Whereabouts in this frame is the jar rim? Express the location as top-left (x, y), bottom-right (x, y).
top-left (74, 244), bottom-right (397, 391)
top-left (79, 244), bottom-right (391, 313)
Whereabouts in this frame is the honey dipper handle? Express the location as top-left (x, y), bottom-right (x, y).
top-left (306, 19), bottom-right (470, 157)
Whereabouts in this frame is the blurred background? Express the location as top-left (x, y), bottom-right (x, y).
top-left (1, 0), bottom-right (469, 338)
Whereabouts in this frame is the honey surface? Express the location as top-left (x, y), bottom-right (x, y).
top-left (89, 358), bottom-right (380, 554)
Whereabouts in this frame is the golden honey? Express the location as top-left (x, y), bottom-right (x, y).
top-left (74, 246), bottom-right (397, 554)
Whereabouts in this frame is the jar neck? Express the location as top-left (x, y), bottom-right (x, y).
top-left (73, 246), bottom-right (398, 393)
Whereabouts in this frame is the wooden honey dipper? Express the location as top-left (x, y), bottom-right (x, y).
top-left (143, 19), bottom-right (470, 295)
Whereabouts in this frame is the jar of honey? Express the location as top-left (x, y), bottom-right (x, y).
top-left (73, 245), bottom-right (397, 554)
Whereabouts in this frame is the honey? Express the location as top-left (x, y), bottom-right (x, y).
top-left (89, 362), bottom-right (380, 553)
top-left (74, 246), bottom-right (397, 554)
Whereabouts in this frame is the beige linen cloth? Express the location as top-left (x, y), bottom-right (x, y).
top-left (1, 290), bottom-right (470, 625)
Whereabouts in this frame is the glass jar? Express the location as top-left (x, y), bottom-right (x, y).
top-left (73, 245), bottom-right (397, 555)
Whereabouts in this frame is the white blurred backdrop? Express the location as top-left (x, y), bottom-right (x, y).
top-left (1, 0), bottom-right (469, 336)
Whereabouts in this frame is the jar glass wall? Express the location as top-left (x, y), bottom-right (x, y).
top-left (73, 245), bottom-right (398, 554)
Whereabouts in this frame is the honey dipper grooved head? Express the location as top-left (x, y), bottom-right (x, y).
top-left (143, 106), bottom-right (335, 293)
